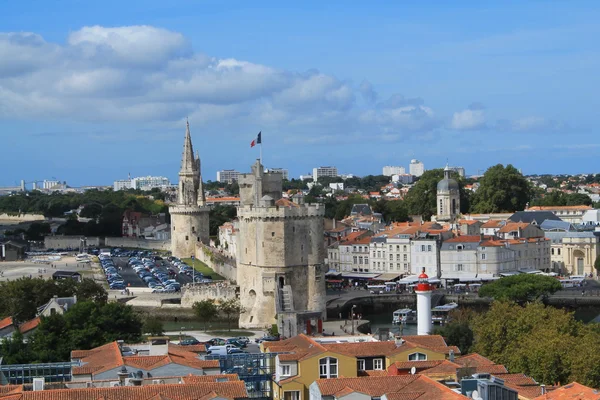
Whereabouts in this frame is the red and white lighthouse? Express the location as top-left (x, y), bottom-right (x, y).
top-left (415, 268), bottom-right (433, 335)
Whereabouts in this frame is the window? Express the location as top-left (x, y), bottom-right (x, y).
top-left (359, 256), bottom-right (363, 265)
top-left (396, 245), bottom-right (400, 250)
top-left (357, 359), bottom-right (365, 371)
top-left (319, 357), bottom-right (338, 378)
top-left (558, 248), bottom-right (561, 255)
top-left (404, 263), bottom-right (408, 271)
top-left (374, 358), bottom-right (384, 370)
top-left (353, 246), bottom-right (357, 252)
top-left (457, 245), bottom-right (463, 252)
top-left (185, 235), bottom-right (189, 240)
top-left (439, 199), bottom-right (443, 214)
top-left (427, 245), bottom-right (432, 252)
top-left (353, 256), bottom-right (357, 264)
top-left (377, 251), bottom-right (381, 258)
top-left (397, 263), bottom-right (401, 270)
top-left (408, 352), bottom-right (427, 361)
top-left (281, 365), bottom-right (291, 376)
top-left (456, 264), bottom-right (464, 271)
top-left (389, 245), bottom-right (393, 251)
top-left (396, 254), bottom-right (400, 261)
top-left (421, 245), bottom-right (426, 251)
top-left (389, 254), bottom-right (393, 261)
top-left (272, 232), bottom-right (275, 237)
top-left (403, 254), bottom-right (407, 261)
top-left (284, 391), bottom-right (300, 400)
top-left (481, 254), bottom-right (487, 260)
top-left (403, 245), bottom-right (407, 251)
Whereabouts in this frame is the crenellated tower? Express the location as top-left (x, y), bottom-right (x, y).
top-left (236, 160), bottom-right (326, 336)
top-left (169, 121), bottom-right (210, 258)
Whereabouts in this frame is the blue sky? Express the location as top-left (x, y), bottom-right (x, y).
top-left (1, 1), bottom-right (599, 187)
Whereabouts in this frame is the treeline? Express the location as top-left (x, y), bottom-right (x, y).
top-left (0, 278), bottom-right (142, 364)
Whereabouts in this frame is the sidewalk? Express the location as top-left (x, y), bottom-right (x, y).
top-left (323, 319), bottom-right (369, 336)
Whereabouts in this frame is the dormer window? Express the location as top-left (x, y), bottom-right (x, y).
top-left (456, 245), bottom-right (463, 252)
top-left (408, 352), bottom-right (427, 361)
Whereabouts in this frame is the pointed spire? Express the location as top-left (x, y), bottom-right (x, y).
top-left (180, 119), bottom-right (195, 174)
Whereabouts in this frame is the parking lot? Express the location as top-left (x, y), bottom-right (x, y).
top-left (111, 257), bottom-right (195, 288)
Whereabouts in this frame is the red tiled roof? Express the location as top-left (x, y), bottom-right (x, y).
top-left (527, 205), bottom-right (592, 211)
top-left (0, 317), bottom-right (14, 331)
top-left (498, 222), bottom-right (531, 233)
top-left (323, 341), bottom-right (397, 357)
top-left (182, 374), bottom-right (239, 383)
top-left (18, 317), bottom-right (40, 334)
top-left (480, 220), bottom-right (504, 228)
top-left (206, 197), bottom-right (241, 203)
top-left (454, 353), bottom-right (496, 368)
top-left (71, 342), bottom-right (123, 376)
top-left (169, 344), bottom-right (206, 353)
top-left (275, 198), bottom-right (300, 208)
top-left (533, 382), bottom-right (600, 399)
top-left (0, 382), bottom-right (248, 400)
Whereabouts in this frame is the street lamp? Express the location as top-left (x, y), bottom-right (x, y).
top-left (351, 305), bottom-right (357, 335)
top-left (191, 255), bottom-right (195, 285)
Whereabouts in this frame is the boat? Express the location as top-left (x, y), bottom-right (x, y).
top-left (431, 302), bottom-right (459, 324)
top-left (392, 308), bottom-right (417, 324)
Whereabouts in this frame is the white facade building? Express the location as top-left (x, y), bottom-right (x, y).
top-left (409, 159), bottom-right (425, 177)
top-left (312, 166), bottom-right (338, 181)
top-left (447, 166), bottom-right (466, 177)
top-left (370, 235), bottom-right (412, 275)
top-left (216, 170), bottom-right (241, 183)
top-left (266, 168), bottom-right (289, 180)
top-left (131, 176), bottom-right (170, 190)
top-left (392, 174), bottom-right (414, 184)
top-left (382, 166), bottom-right (406, 176)
top-left (411, 238), bottom-right (439, 278)
top-left (113, 179), bottom-right (132, 191)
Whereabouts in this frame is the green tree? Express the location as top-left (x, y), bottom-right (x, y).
top-left (25, 222), bottom-right (51, 241)
top-left (478, 274), bottom-right (562, 303)
top-left (471, 164), bottom-right (532, 213)
top-left (433, 308), bottom-right (476, 353)
top-left (143, 315), bottom-right (165, 336)
top-left (594, 255), bottom-right (600, 275)
top-left (79, 203), bottom-right (103, 219)
top-left (0, 331), bottom-right (34, 364)
top-left (219, 298), bottom-right (245, 331)
top-left (193, 300), bottom-right (219, 331)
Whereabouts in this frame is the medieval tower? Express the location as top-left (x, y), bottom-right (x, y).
top-left (236, 160), bottom-right (326, 336)
top-left (169, 121), bottom-right (210, 258)
top-left (436, 165), bottom-right (460, 223)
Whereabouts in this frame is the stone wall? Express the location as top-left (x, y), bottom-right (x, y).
top-left (180, 284), bottom-right (238, 308)
top-left (194, 244), bottom-right (237, 282)
top-left (45, 236), bottom-right (102, 249)
top-left (104, 237), bottom-right (170, 250)
top-left (0, 213), bottom-right (46, 222)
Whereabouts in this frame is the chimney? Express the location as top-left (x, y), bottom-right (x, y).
top-left (117, 366), bottom-right (128, 386)
top-left (148, 336), bottom-right (170, 355)
top-left (449, 349), bottom-right (455, 362)
top-left (540, 384), bottom-right (546, 395)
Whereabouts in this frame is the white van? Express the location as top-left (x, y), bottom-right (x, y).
top-left (206, 345), bottom-right (236, 356)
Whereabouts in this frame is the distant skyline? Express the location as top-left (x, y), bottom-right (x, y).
top-left (1, 1), bottom-right (599, 186)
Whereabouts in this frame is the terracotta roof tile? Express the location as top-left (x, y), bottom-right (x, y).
top-left (392, 360), bottom-right (445, 370)
top-left (18, 317), bottom-right (40, 334)
top-left (494, 373), bottom-right (537, 386)
top-left (323, 342), bottom-right (397, 357)
top-left (274, 198), bottom-right (300, 208)
top-left (527, 205), bottom-right (592, 211)
top-left (498, 222), bottom-right (531, 233)
top-left (0, 317), bottom-right (14, 331)
top-left (0, 382), bottom-right (248, 400)
top-left (480, 220), bottom-right (505, 228)
top-left (182, 374), bottom-right (239, 383)
top-left (532, 382), bottom-right (600, 399)
top-left (169, 344), bottom-right (206, 353)
top-left (358, 370), bottom-right (389, 377)
top-left (454, 353), bottom-right (495, 368)
top-left (383, 393), bottom-right (426, 400)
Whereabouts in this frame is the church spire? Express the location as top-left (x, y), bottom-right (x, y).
top-left (180, 119), bottom-right (195, 174)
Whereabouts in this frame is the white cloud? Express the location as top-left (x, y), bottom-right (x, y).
top-left (451, 108), bottom-right (486, 131)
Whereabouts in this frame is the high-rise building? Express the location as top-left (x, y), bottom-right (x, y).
top-left (169, 121), bottom-right (210, 258)
top-left (113, 180), bottom-right (132, 191)
top-left (382, 166), bottom-right (406, 176)
top-left (216, 170), bottom-right (241, 184)
top-left (447, 166), bottom-right (466, 178)
top-left (409, 159), bottom-right (425, 177)
top-left (312, 166), bottom-right (338, 181)
top-left (266, 168), bottom-right (289, 180)
top-left (132, 176), bottom-right (170, 190)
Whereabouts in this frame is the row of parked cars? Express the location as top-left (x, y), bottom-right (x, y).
top-left (99, 255), bottom-right (126, 290)
top-left (128, 257), bottom-right (181, 293)
top-left (167, 257), bottom-right (212, 284)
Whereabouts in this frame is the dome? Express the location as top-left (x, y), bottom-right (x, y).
top-left (418, 272), bottom-right (429, 279)
top-left (437, 178), bottom-right (459, 191)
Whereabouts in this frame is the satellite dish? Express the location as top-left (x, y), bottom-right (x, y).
top-left (410, 366), bottom-right (416, 375)
top-left (472, 390), bottom-right (481, 400)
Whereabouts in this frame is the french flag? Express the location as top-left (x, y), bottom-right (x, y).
top-left (250, 131), bottom-right (262, 148)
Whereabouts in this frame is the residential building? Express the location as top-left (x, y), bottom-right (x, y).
top-left (509, 211), bottom-right (561, 225)
top-left (391, 174), bottom-right (413, 184)
top-left (37, 295), bottom-right (77, 317)
top-left (0, 241), bottom-right (27, 261)
top-left (218, 220), bottom-right (238, 258)
top-left (339, 236), bottom-right (373, 274)
top-left (409, 159), bottom-right (425, 177)
top-left (122, 211), bottom-right (169, 238)
top-left (436, 166), bottom-right (460, 223)
top-left (0, 317), bottom-right (16, 338)
top-left (217, 169), bottom-right (241, 183)
top-left (496, 222), bottom-right (544, 240)
top-left (131, 176), bottom-right (170, 190)
top-left (369, 230), bottom-right (413, 277)
top-left (458, 220), bottom-right (483, 236)
top-left (480, 220), bottom-right (505, 236)
top-left (411, 235), bottom-right (440, 278)
top-left (382, 166), bottom-right (406, 176)
top-left (113, 179), bottom-right (132, 191)
top-left (533, 382), bottom-right (599, 400)
top-left (263, 334), bottom-right (458, 400)
top-left (327, 242), bottom-right (340, 272)
top-left (206, 197), bottom-right (241, 206)
top-left (447, 166), bottom-right (466, 177)
top-left (267, 168), bottom-right (289, 180)
top-left (312, 166), bottom-right (338, 181)
top-left (526, 205), bottom-right (593, 224)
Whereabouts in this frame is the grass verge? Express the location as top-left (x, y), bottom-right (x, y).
top-left (181, 258), bottom-right (225, 280)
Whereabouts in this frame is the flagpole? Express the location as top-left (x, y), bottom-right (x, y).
top-left (260, 141), bottom-right (263, 165)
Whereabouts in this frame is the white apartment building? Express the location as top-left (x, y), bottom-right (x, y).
top-left (216, 169), bottom-right (241, 183)
top-left (409, 159), bottom-right (425, 177)
top-left (327, 243), bottom-right (340, 272)
top-left (392, 174), bottom-right (414, 184)
top-left (382, 166), bottom-right (406, 176)
top-left (369, 235), bottom-right (412, 275)
top-left (440, 235), bottom-right (551, 281)
top-left (312, 166), bottom-right (338, 181)
top-left (131, 176), bottom-right (170, 190)
top-left (217, 220), bottom-right (239, 258)
top-left (114, 179), bottom-right (132, 191)
top-left (338, 237), bottom-right (372, 273)
top-left (448, 166), bottom-right (466, 177)
top-left (265, 168), bottom-right (289, 180)
top-left (411, 237), bottom-right (439, 278)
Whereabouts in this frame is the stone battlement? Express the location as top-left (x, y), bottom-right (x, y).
top-left (169, 204), bottom-right (211, 215)
top-left (237, 203), bottom-right (325, 220)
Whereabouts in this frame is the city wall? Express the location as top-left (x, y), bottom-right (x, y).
top-left (44, 236), bottom-right (170, 251)
top-left (0, 213), bottom-right (46, 222)
top-left (180, 284), bottom-right (238, 308)
top-left (194, 244), bottom-right (237, 282)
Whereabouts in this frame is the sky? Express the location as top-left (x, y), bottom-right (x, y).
top-left (1, 1), bottom-right (599, 187)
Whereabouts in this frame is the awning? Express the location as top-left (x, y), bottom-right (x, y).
top-left (399, 275), bottom-right (420, 284)
top-left (326, 270), bottom-right (341, 276)
top-left (440, 274), bottom-right (460, 280)
top-left (500, 271), bottom-right (520, 277)
top-left (375, 272), bottom-right (402, 281)
top-left (459, 275), bottom-right (481, 282)
top-left (341, 272), bottom-right (381, 279)
top-left (519, 269), bottom-right (542, 274)
top-left (428, 278), bottom-right (441, 284)
top-left (478, 274), bottom-right (500, 281)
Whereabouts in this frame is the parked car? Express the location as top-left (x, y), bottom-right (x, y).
top-left (255, 335), bottom-right (279, 343)
top-left (235, 337), bottom-right (250, 345)
top-left (205, 338), bottom-right (225, 347)
top-left (226, 339), bottom-right (246, 348)
top-left (179, 338), bottom-right (201, 346)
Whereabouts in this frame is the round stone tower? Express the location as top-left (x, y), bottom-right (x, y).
top-left (415, 268), bottom-right (433, 336)
top-left (169, 121), bottom-right (210, 259)
top-left (436, 165), bottom-right (460, 222)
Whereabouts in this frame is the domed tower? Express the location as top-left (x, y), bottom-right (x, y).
top-left (169, 121), bottom-right (210, 258)
top-left (436, 165), bottom-right (460, 222)
top-left (415, 268), bottom-right (433, 336)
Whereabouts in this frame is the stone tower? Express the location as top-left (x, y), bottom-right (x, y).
top-left (169, 121), bottom-right (210, 258)
top-left (436, 165), bottom-right (460, 222)
top-left (236, 160), bottom-right (326, 336)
